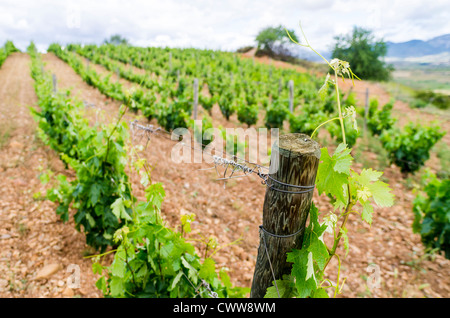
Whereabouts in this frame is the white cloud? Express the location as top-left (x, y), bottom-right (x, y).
top-left (0, 0), bottom-right (448, 54)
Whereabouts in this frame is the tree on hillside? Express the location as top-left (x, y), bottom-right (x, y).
top-left (255, 25), bottom-right (299, 61)
top-left (332, 26), bottom-right (393, 81)
top-left (104, 34), bottom-right (129, 46)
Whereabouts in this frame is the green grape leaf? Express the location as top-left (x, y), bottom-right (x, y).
top-left (145, 182), bottom-right (165, 210)
top-left (316, 145), bottom-right (351, 204)
top-left (352, 168), bottom-right (394, 208)
top-left (88, 183), bottom-right (102, 206)
top-left (305, 252), bottom-right (316, 281)
top-left (339, 226), bottom-right (349, 256)
top-left (85, 213), bottom-right (96, 228)
top-left (312, 287), bottom-right (329, 298)
top-left (368, 180), bottom-right (394, 208)
top-left (111, 247), bottom-right (127, 278)
top-left (307, 204), bottom-right (329, 271)
top-left (170, 271), bottom-right (184, 291)
top-left (95, 277), bottom-right (107, 294)
top-left (181, 256), bottom-right (198, 285)
top-left (333, 143), bottom-right (353, 174)
top-left (199, 258), bottom-right (216, 281)
top-left (361, 200), bottom-right (374, 224)
top-left (109, 276), bottom-right (125, 297)
top-left (287, 248), bottom-right (317, 298)
top-left (264, 275), bottom-right (298, 298)
top-left (92, 262), bottom-right (103, 275)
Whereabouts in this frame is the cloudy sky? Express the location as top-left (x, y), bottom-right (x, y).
top-left (0, 0), bottom-right (449, 55)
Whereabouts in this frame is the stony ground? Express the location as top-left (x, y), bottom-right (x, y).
top-left (0, 51), bottom-right (449, 298)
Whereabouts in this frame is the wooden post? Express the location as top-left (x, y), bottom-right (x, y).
top-left (250, 133), bottom-right (320, 298)
top-left (193, 78), bottom-right (199, 120)
top-left (363, 88), bottom-right (369, 135)
top-left (52, 74), bottom-right (57, 93)
top-left (116, 67), bottom-right (120, 83)
top-left (288, 80), bottom-right (294, 112)
top-left (169, 52), bottom-right (172, 72)
top-left (278, 78), bottom-right (282, 95)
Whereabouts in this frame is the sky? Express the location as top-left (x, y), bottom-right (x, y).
top-left (0, 0), bottom-right (449, 57)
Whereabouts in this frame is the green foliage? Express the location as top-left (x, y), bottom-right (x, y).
top-left (236, 96), bottom-right (259, 127)
top-left (380, 122), bottom-right (445, 173)
top-left (218, 89), bottom-right (235, 120)
top-left (269, 27), bottom-right (395, 299)
top-left (266, 144), bottom-right (393, 298)
top-left (264, 98), bottom-right (289, 129)
top-left (316, 144), bottom-right (353, 205)
top-left (29, 43), bottom-right (134, 252)
top-left (0, 40), bottom-right (19, 68)
top-left (62, 39), bottom-right (326, 134)
top-left (192, 116), bottom-right (214, 149)
top-left (414, 90), bottom-right (450, 110)
top-left (412, 172), bottom-right (450, 259)
top-left (31, 42), bottom-right (248, 297)
top-left (199, 93), bottom-right (217, 114)
top-left (289, 110), bottom-right (327, 136)
top-left (4, 40), bottom-right (20, 53)
top-left (157, 99), bottom-right (191, 132)
top-left (94, 182), bottom-right (249, 298)
top-left (327, 116), bottom-right (360, 149)
top-left (366, 99), bottom-right (397, 136)
top-left (332, 26), bottom-right (393, 81)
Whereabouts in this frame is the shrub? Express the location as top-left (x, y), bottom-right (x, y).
top-left (199, 94), bottom-right (217, 114)
top-left (415, 90), bottom-right (450, 110)
top-left (413, 172), bottom-right (450, 259)
top-left (264, 98), bottom-right (289, 129)
top-left (380, 122), bottom-right (445, 173)
top-left (289, 110), bottom-right (327, 136)
top-left (218, 89), bottom-right (235, 120)
top-left (367, 99), bottom-right (397, 136)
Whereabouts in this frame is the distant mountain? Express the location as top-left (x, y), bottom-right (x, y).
top-left (387, 34), bottom-right (450, 58)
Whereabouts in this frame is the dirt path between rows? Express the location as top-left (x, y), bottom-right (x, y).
top-left (0, 51), bottom-right (449, 298)
top-left (0, 52), bottom-right (104, 298)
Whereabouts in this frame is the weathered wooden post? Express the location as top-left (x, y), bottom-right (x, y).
top-left (250, 133), bottom-right (320, 298)
top-left (363, 87), bottom-right (369, 136)
top-left (288, 80), bottom-right (294, 113)
top-left (193, 78), bottom-right (199, 120)
top-left (116, 67), bottom-right (120, 83)
top-left (52, 74), bottom-right (57, 93)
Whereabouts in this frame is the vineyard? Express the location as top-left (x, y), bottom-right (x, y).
top-left (0, 38), bottom-right (449, 299)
